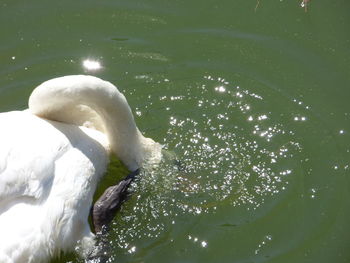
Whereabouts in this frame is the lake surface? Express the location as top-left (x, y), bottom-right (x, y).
top-left (1, 0), bottom-right (350, 262)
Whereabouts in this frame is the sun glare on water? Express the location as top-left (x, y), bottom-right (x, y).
top-left (82, 59), bottom-right (102, 71)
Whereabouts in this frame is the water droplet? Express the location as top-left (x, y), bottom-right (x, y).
top-left (128, 246), bottom-right (136, 254)
top-left (215, 86), bottom-right (226, 93)
top-left (309, 188), bottom-right (317, 199)
top-left (258, 115), bottom-right (268, 121)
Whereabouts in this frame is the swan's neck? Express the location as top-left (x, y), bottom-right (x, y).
top-left (28, 75), bottom-right (161, 171)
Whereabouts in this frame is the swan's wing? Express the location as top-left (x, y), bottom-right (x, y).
top-left (0, 146), bottom-right (56, 202)
top-left (0, 111), bottom-right (67, 202)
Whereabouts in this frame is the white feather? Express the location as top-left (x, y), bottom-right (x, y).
top-left (0, 75), bottom-right (161, 263)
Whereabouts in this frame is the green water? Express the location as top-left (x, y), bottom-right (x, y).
top-left (1, 0), bottom-right (350, 262)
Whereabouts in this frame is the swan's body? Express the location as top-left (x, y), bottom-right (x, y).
top-left (0, 75), bottom-right (161, 263)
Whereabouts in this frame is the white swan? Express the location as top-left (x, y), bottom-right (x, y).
top-left (0, 75), bottom-right (162, 263)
